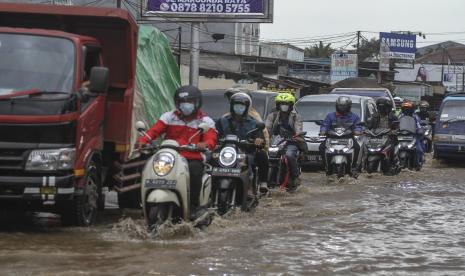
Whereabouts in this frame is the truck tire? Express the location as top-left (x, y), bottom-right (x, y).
top-left (117, 189), bottom-right (141, 209)
top-left (61, 160), bottom-right (100, 226)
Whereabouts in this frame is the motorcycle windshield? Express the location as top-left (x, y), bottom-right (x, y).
top-left (399, 116), bottom-right (417, 134)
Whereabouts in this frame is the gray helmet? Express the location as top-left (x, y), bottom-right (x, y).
top-left (336, 96), bottom-right (352, 114)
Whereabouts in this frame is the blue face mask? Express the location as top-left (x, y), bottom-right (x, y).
top-left (179, 102), bottom-right (196, 116)
top-left (233, 104), bottom-right (247, 116)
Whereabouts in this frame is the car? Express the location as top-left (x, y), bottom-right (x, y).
top-left (295, 94), bottom-right (379, 168)
top-left (201, 89), bottom-right (278, 121)
top-left (433, 93), bottom-right (465, 160)
top-left (329, 88), bottom-right (396, 111)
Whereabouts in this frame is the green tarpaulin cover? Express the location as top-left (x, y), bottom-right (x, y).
top-left (130, 25), bottom-right (181, 157)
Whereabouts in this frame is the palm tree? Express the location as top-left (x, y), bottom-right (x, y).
top-left (304, 41), bottom-right (334, 58)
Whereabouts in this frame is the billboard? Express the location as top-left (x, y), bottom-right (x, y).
top-left (395, 64), bottom-right (464, 92)
top-left (330, 54), bottom-right (358, 84)
top-left (141, 0), bottom-right (274, 22)
top-left (379, 32), bottom-right (416, 60)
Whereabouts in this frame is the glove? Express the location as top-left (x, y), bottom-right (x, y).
top-left (197, 142), bottom-right (208, 150)
top-left (255, 138), bottom-right (265, 146)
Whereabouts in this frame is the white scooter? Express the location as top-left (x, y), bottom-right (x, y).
top-left (136, 121), bottom-right (212, 231)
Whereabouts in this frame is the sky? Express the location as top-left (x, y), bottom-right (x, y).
top-left (261, 0), bottom-right (465, 50)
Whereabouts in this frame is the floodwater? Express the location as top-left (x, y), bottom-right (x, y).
top-left (1, 157), bottom-right (465, 275)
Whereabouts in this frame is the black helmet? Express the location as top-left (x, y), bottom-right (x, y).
top-left (376, 97), bottom-right (393, 115)
top-left (230, 92), bottom-right (252, 117)
top-left (336, 96), bottom-right (352, 114)
top-left (174, 85), bottom-right (202, 116)
top-left (419, 100), bottom-right (430, 113)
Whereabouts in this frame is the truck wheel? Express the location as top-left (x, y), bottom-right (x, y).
top-left (117, 189), bottom-right (141, 209)
top-left (61, 160), bottom-right (100, 226)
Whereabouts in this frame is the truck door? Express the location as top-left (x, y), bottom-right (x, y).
top-left (76, 45), bottom-right (105, 169)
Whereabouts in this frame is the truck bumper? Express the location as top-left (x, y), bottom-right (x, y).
top-left (434, 143), bottom-right (465, 159)
top-left (0, 174), bottom-right (76, 210)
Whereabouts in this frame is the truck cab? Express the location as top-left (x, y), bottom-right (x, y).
top-left (0, 3), bottom-right (138, 226)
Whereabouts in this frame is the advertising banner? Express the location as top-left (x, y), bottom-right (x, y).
top-left (379, 32), bottom-right (416, 60)
top-left (148, 0), bottom-right (264, 14)
top-left (330, 54), bottom-right (358, 84)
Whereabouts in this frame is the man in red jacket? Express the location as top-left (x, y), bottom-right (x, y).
top-left (138, 85), bottom-right (217, 219)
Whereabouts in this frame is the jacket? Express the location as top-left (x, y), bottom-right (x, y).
top-left (222, 106), bottom-right (269, 149)
top-left (139, 110), bottom-right (217, 160)
top-left (265, 110), bottom-right (303, 137)
top-left (320, 112), bottom-right (363, 134)
top-left (217, 114), bottom-right (265, 141)
top-left (376, 111), bottom-right (399, 130)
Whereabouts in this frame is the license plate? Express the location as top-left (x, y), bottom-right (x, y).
top-left (308, 155), bottom-right (322, 161)
top-left (144, 179), bottom-right (177, 189)
top-left (40, 186), bottom-right (57, 195)
top-left (211, 167), bottom-right (241, 177)
top-left (459, 146), bottom-right (465, 152)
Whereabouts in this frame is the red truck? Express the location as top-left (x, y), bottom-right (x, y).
top-left (0, 3), bottom-right (179, 226)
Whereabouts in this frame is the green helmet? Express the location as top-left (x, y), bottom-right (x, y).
top-left (275, 93), bottom-right (296, 105)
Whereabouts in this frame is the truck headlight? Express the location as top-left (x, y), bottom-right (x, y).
top-left (26, 148), bottom-right (75, 171)
top-left (219, 147), bottom-right (237, 167)
top-left (153, 153), bottom-right (175, 176)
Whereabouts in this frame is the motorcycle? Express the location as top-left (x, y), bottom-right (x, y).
top-left (364, 128), bottom-right (399, 175)
top-left (137, 121), bottom-right (213, 231)
top-left (397, 116), bottom-right (421, 171)
top-left (268, 132), bottom-right (307, 191)
top-left (420, 120), bottom-right (433, 153)
top-left (324, 127), bottom-right (355, 178)
top-left (210, 123), bottom-right (264, 215)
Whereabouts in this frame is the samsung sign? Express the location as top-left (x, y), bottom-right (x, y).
top-left (379, 32), bottom-right (417, 60)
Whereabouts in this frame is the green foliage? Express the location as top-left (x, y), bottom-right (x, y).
top-left (304, 41), bottom-right (334, 58)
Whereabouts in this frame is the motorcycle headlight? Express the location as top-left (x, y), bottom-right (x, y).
top-left (153, 152), bottom-right (175, 176)
top-left (269, 147), bottom-right (279, 154)
top-left (219, 146), bottom-right (237, 167)
top-left (26, 148), bottom-right (75, 171)
top-left (342, 147), bottom-right (350, 153)
top-left (407, 141), bottom-right (416, 149)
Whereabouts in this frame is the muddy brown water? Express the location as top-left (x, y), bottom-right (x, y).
top-left (1, 158), bottom-right (465, 275)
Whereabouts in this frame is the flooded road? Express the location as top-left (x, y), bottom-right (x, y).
top-left (1, 158), bottom-right (465, 275)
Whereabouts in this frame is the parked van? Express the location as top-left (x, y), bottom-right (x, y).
top-left (434, 94), bottom-right (465, 160)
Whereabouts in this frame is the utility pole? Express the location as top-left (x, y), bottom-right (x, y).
top-left (178, 26), bottom-right (182, 69)
top-left (356, 31), bottom-right (361, 55)
top-left (189, 22), bottom-right (200, 87)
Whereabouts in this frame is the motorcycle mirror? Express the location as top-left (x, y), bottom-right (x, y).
top-left (135, 121), bottom-right (147, 132)
top-left (198, 122), bottom-right (210, 133)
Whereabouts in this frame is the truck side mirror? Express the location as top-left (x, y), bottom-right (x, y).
top-left (89, 66), bottom-right (109, 93)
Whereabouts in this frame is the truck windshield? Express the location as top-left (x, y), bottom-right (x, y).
top-left (440, 100), bottom-right (465, 121)
top-left (296, 101), bottom-right (361, 121)
top-left (0, 33), bottom-right (75, 95)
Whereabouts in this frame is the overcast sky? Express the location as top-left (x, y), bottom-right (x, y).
top-left (261, 0), bottom-right (465, 49)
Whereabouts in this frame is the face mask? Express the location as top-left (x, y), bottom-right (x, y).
top-left (280, 105), bottom-right (290, 112)
top-left (233, 104), bottom-right (247, 116)
top-left (179, 102), bottom-right (195, 116)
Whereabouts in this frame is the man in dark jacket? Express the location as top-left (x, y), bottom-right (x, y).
top-left (375, 97), bottom-right (399, 174)
top-left (217, 92), bottom-right (269, 195)
top-left (320, 96), bottom-right (363, 177)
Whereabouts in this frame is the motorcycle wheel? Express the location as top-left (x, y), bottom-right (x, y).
top-left (147, 203), bottom-right (172, 231)
top-left (336, 164), bottom-right (345, 178)
top-left (367, 161), bottom-right (378, 174)
top-left (218, 189), bottom-right (231, 216)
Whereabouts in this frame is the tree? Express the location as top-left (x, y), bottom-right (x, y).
top-left (304, 41), bottom-right (334, 58)
top-left (353, 38), bottom-right (380, 62)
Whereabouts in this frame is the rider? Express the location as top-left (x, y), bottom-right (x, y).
top-left (216, 92), bottom-right (269, 194)
top-left (265, 93), bottom-right (303, 191)
top-left (394, 97), bottom-right (403, 117)
top-left (224, 88), bottom-right (270, 150)
top-left (375, 97), bottom-right (399, 174)
top-left (319, 96), bottom-right (363, 177)
top-left (416, 100), bottom-right (430, 121)
top-left (399, 100), bottom-right (425, 168)
top-left (137, 85), bottom-right (217, 220)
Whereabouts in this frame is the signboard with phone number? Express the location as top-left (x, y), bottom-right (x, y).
top-left (143, 0), bottom-right (273, 22)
